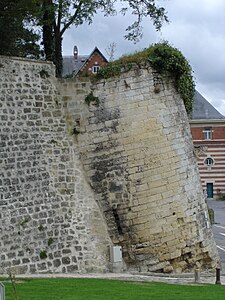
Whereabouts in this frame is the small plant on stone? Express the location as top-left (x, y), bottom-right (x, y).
top-left (19, 217), bottom-right (29, 227)
top-left (85, 91), bottom-right (99, 106)
top-left (47, 237), bottom-right (54, 246)
top-left (40, 249), bottom-right (47, 259)
top-left (40, 69), bottom-right (50, 79)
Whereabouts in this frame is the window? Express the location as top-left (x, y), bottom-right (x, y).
top-left (92, 65), bottom-right (100, 74)
top-left (203, 127), bottom-right (212, 140)
top-left (204, 157), bottom-right (214, 166)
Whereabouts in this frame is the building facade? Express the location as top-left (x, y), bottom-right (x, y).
top-left (62, 46), bottom-right (108, 77)
top-left (190, 91), bottom-right (225, 198)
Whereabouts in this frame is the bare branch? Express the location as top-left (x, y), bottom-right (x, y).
top-left (105, 42), bottom-right (117, 61)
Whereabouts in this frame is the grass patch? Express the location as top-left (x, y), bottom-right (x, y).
top-left (1, 278), bottom-right (225, 300)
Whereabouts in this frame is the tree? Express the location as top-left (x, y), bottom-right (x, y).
top-left (42, 0), bottom-right (55, 61)
top-left (105, 42), bottom-right (117, 61)
top-left (40, 0), bottom-right (168, 77)
top-left (0, 0), bottom-right (41, 58)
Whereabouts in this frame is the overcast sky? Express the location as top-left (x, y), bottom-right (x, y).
top-left (62, 0), bottom-right (225, 115)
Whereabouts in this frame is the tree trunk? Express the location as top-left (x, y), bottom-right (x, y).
top-left (42, 0), bottom-right (54, 61)
top-left (54, 30), bottom-right (63, 77)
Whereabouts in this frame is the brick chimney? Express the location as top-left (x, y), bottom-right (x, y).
top-left (74, 46), bottom-right (78, 60)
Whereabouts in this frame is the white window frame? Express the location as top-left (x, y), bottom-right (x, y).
top-left (203, 127), bottom-right (212, 140)
top-left (92, 65), bottom-right (100, 74)
top-left (204, 157), bottom-right (214, 167)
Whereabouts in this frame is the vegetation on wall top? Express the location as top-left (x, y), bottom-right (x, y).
top-left (96, 42), bottom-right (195, 113)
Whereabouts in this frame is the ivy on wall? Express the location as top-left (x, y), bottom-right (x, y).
top-left (95, 42), bottom-right (195, 113)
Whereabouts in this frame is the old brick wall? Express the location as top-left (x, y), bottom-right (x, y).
top-left (0, 56), bottom-right (111, 274)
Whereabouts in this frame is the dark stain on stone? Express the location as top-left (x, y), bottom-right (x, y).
top-left (112, 208), bottom-right (123, 235)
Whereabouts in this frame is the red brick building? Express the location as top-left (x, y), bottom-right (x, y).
top-left (62, 46), bottom-right (108, 77)
top-left (190, 91), bottom-right (225, 198)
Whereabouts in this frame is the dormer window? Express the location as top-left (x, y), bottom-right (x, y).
top-left (92, 65), bottom-right (100, 74)
top-left (203, 127), bottom-right (212, 140)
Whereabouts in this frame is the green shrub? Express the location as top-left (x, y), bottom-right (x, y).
top-left (95, 42), bottom-right (195, 113)
top-left (148, 42), bottom-right (195, 113)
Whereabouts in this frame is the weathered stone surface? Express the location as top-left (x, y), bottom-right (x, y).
top-left (0, 56), bottom-right (111, 274)
top-left (0, 56), bottom-right (219, 274)
top-left (69, 62), bottom-right (219, 272)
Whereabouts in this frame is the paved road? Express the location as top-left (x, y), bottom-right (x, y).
top-left (207, 200), bottom-right (225, 269)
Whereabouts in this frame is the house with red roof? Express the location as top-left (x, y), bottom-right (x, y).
top-left (62, 46), bottom-right (108, 77)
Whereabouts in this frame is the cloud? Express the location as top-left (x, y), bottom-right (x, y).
top-left (62, 7), bottom-right (158, 57)
top-left (160, 0), bottom-right (225, 115)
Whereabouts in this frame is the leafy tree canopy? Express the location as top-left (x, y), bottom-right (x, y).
top-left (0, 0), bottom-right (168, 76)
top-left (0, 0), bottom-right (41, 58)
top-left (39, 0), bottom-right (169, 76)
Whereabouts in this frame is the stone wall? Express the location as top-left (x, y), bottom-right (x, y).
top-left (65, 63), bottom-right (219, 272)
top-left (0, 56), bottom-right (111, 274)
top-left (0, 56), bottom-right (219, 274)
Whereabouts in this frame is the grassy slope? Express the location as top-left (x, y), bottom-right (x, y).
top-left (2, 278), bottom-right (225, 300)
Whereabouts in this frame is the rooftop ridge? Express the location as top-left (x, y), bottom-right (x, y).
top-left (191, 90), bottom-right (225, 120)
